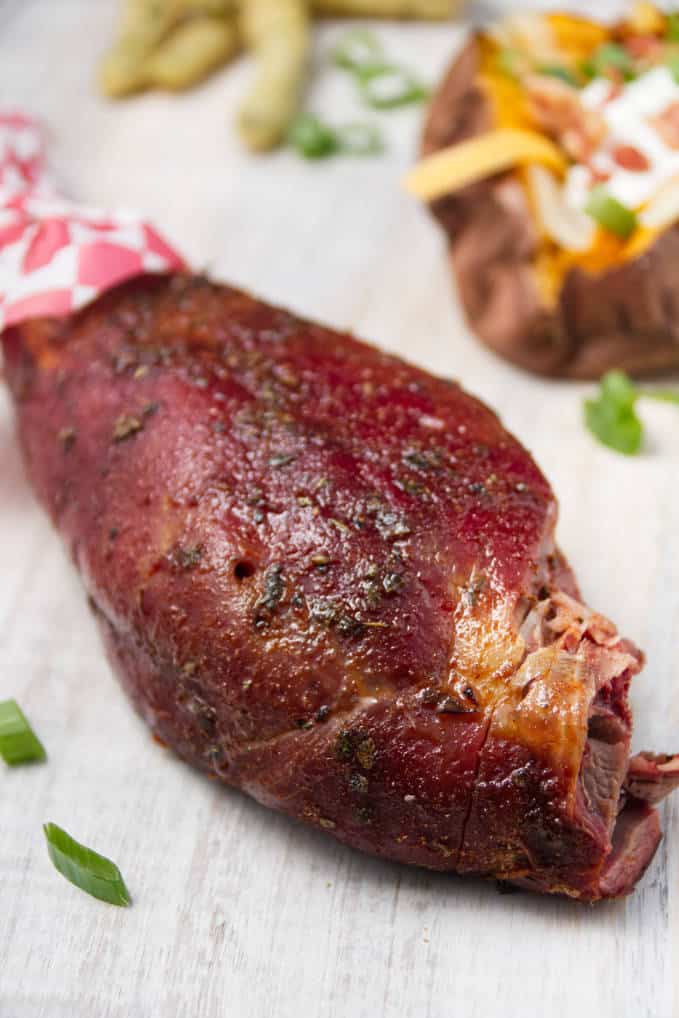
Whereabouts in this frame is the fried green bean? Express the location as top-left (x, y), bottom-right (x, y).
top-left (312, 0), bottom-right (457, 17)
top-left (99, 0), bottom-right (187, 96)
top-left (146, 15), bottom-right (239, 90)
top-left (182, 0), bottom-right (238, 13)
top-left (238, 0), bottom-right (311, 152)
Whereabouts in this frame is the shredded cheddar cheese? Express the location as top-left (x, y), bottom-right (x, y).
top-left (404, 129), bottom-right (566, 203)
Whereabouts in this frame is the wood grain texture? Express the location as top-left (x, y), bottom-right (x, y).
top-left (1, 3), bottom-right (677, 1016)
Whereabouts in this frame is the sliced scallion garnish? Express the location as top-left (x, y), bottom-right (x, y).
top-left (333, 29), bottom-right (383, 72)
top-left (0, 699), bottom-right (46, 765)
top-left (585, 186), bottom-right (637, 238)
top-left (537, 64), bottom-right (578, 86)
top-left (666, 52), bottom-right (679, 84)
top-left (584, 372), bottom-right (679, 455)
top-left (358, 64), bottom-right (428, 110)
top-left (579, 58), bottom-right (596, 81)
top-left (336, 122), bottom-right (383, 156)
top-left (288, 114), bottom-right (339, 159)
top-left (288, 114), bottom-right (383, 160)
top-left (641, 389), bottom-right (679, 406)
top-left (43, 823), bottom-right (131, 907)
top-left (591, 42), bottom-right (636, 81)
top-left (584, 371), bottom-right (642, 455)
top-left (667, 13), bottom-right (679, 42)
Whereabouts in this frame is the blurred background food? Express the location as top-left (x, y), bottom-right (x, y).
top-left (99, 0), bottom-right (465, 151)
top-left (411, 3), bottom-right (679, 382)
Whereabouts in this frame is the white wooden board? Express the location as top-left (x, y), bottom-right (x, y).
top-left (1, 3), bottom-right (678, 1016)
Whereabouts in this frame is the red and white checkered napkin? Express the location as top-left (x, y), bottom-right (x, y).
top-left (0, 112), bottom-right (186, 332)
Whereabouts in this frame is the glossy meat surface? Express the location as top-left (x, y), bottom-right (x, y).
top-left (3, 275), bottom-right (674, 898)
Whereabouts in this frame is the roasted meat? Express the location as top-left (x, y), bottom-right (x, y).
top-left (2, 274), bottom-right (676, 899)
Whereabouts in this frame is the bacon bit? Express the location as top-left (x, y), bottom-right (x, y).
top-left (525, 74), bottom-right (607, 163)
top-left (604, 76), bottom-right (624, 105)
top-left (624, 35), bottom-right (664, 60)
top-left (612, 144), bottom-right (650, 171)
top-left (589, 164), bottom-right (612, 184)
top-left (650, 101), bottom-right (679, 150)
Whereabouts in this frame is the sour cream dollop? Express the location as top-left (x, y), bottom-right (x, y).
top-left (564, 66), bottom-right (679, 213)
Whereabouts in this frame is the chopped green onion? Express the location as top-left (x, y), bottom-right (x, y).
top-left (579, 58), bottom-right (597, 81)
top-left (584, 373), bottom-right (679, 455)
top-left (336, 122), bottom-right (383, 156)
top-left (537, 64), bottom-right (579, 86)
top-left (667, 14), bottom-right (679, 42)
top-left (43, 823), bottom-right (131, 907)
top-left (585, 186), bottom-right (637, 238)
top-left (584, 371), bottom-right (643, 455)
top-left (288, 114), bottom-right (339, 159)
top-left (333, 29), bottom-right (382, 72)
top-left (641, 388), bottom-right (679, 406)
top-left (0, 699), bottom-right (46, 765)
top-left (332, 29), bottom-right (428, 111)
top-left (666, 52), bottom-right (679, 84)
top-left (288, 114), bottom-right (384, 160)
top-left (591, 42), bottom-right (636, 81)
top-left (358, 64), bottom-right (429, 110)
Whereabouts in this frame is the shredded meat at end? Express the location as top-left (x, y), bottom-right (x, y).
top-left (625, 752), bottom-right (679, 805)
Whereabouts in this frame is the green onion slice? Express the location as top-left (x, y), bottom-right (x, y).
top-left (288, 114), bottom-right (339, 159)
top-left (333, 29), bottom-right (383, 72)
top-left (578, 57), bottom-right (596, 82)
top-left (591, 42), bottom-right (636, 81)
top-left (0, 699), bottom-right (46, 765)
top-left (584, 371), bottom-right (643, 455)
top-left (666, 52), bottom-right (679, 84)
top-left (288, 115), bottom-right (383, 160)
top-left (43, 823), bottom-right (131, 906)
top-left (337, 122), bottom-right (383, 156)
top-left (585, 373), bottom-right (679, 454)
top-left (667, 14), bottom-right (679, 42)
top-left (537, 64), bottom-right (579, 86)
top-left (642, 388), bottom-right (679, 406)
top-left (358, 64), bottom-right (429, 110)
top-left (585, 186), bottom-right (637, 238)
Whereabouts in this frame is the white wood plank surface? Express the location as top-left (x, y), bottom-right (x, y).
top-left (1, 3), bottom-right (678, 1017)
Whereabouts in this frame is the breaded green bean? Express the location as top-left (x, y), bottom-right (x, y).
top-left (117, 0), bottom-right (187, 40)
top-left (312, 0), bottom-right (458, 17)
top-left (99, 0), bottom-right (187, 97)
top-left (238, 0), bottom-right (311, 152)
top-left (145, 15), bottom-right (239, 90)
top-left (99, 35), bottom-right (156, 97)
top-left (182, 0), bottom-right (238, 13)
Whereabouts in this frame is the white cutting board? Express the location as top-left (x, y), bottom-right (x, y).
top-left (1, 2), bottom-right (678, 1016)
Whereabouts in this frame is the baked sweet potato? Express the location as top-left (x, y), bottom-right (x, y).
top-left (415, 6), bottom-right (679, 378)
top-left (3, 273), bottom-right (678, 899)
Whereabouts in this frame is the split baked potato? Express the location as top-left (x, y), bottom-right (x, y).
top-left (409, 3), bottom-right (679, 378)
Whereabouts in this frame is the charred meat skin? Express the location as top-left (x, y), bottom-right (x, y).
top-left (3, 274), bottom-right (675, 899)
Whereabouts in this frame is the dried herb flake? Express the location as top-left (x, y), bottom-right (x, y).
top-left (112, 414), bottom-right (143, 443)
